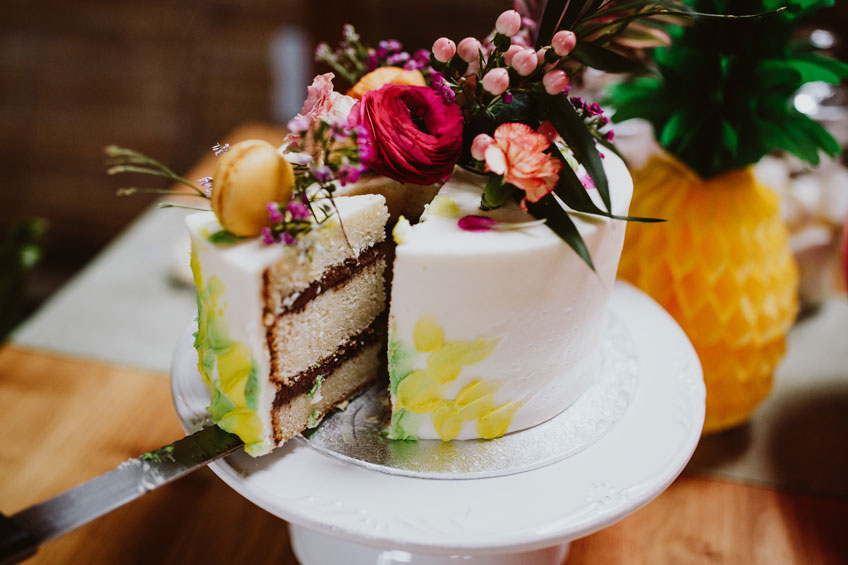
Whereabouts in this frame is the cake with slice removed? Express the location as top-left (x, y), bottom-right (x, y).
top-left (387, 149), bottom-right (633, 441)
top-left (187, 194), bottom-right (389, 456)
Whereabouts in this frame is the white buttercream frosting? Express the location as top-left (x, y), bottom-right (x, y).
top-left (388, 150), bottom-right (633, 440)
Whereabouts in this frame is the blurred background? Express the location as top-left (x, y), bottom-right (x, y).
top-left (1, 0), bottom-right (847, 333)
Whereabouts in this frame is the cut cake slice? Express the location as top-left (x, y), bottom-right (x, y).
top-left (187, 194), bottom-right (389, 455)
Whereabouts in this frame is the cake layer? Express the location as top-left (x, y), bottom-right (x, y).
top-left (264, 195), bottom-right (389, 311)
top-left (273, 313), bottom-right (387, 404)
top-left (265, 244), bottom-right (384, 316)
top-left (388, 149), bottom-right (633, 441)
top-left (271, 342), bottom-right (382, 444)
top-left (268, 257), bottom-right (386, 383)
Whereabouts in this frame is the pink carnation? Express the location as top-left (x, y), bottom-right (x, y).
top-left (483, 123), bottom-right (562, 209)
top-left (348, 84), bottom-right (463, 185)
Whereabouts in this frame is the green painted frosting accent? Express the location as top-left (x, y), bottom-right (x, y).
top-left (306, 409), bottom-right (321, 429)
top-left (388, 408), bottom-right (420, 441)
top-left (388, 330), bottom-right (417, 396)
top-left (191, 245), bottom-right (268, 455)
top-left (210, 388), bottom-right (236, 421)
top-left (206, 229), bottom-right (243, 245)
top-left (245, 362), bottom-right (260, 412)
top-left (307, 375), bottom-right (324, 400)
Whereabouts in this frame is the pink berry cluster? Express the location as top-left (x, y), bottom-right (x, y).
top-left (430, 9), bottom-right (577, 98)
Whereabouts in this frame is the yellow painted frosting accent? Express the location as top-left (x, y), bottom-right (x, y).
top-left (477, 401), bottom-right (522, 439)
top-left (392, 215), bottom-right (411, 244)
top-left (392, 316), bottom-right (519, 441)
top-left (426, 340), bottom-right (497, 384)
top-left (454, 380), bottom-right (498, 420)
top-left (217, 408), bottom-right (264, 454)
top-left (396, 370), bottom-right (442, 413)
top-left (217, 342), bottom-right (252, 407)
top-left (431, 402), bottom-right (463, 441)
top-left (428, 195), bottom-right (460, 218)
top-left (191, 246), bottom-right (267, 454)
top-left (413, 316), bottom-right (444, 353)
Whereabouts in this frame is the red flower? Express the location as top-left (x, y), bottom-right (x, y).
top-left (348, 85), bottom-right (463, 185)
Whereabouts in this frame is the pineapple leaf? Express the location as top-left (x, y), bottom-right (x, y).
top-left (659, 110), bottom-right (686, 147)
top-left (721, 121), bottom-right (739, 156)
top-left (797, 115), bottom-right (841, 157)
top-left (608, 0), bottom-right (845, 177)
top-left (785, 55), bottom-right (848, 84)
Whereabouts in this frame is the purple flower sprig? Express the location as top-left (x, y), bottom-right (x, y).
top-left (263, 197), bottom-right (319, 247)
top-left (315, 25), bottom-right (428, 88)
top-left (569, 96), bottom-right (615, 145)
top-left (264, 116), bottom-right (370, 248)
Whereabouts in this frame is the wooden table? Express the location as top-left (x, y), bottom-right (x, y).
top-left (3, 123), bottom-right (847, 564)
top-left (1, 345), bottom-right (846, 564)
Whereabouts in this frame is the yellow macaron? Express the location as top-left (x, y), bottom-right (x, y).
top-left (211, 140), bottom-right (294, 236)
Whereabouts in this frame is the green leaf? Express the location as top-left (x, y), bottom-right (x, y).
top-left (570, 42), bottom-right (651, 74)
top-left (797, 115), bottom-right (841, 156)
top-left (755, 60), bottom-right (803, 90)
top-left (542, 93), bottom-right (612, 213)
top-left (550, 146), bottom-right (663, 222)
top-left (793, 54), bottom-right (848, 78)
top-left (535, 0), bottom-right (568, 50)
top-left (785, 57), bottom-right (845, 84)
top-left (721, 121), bottom-right (739, 156)
top-left (525, 193), bottom-right (595, 271)
top-left (659, 110), bottom-right (687, 147)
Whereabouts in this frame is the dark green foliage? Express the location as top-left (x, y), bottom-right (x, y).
top-left (526, 193), bottom-right (596, 270)
top-left (0, 219), bottom-right (48, 341)
top-left (609, 0), bottom-right (848, 178)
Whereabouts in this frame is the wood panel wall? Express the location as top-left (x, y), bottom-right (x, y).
top-left (0, 0), bottom-right (500, 306)
top-left (3, 0), bottom-right (844, 309)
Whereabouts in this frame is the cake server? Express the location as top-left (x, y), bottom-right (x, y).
top-left (0, 425), bottom-right (242, 564)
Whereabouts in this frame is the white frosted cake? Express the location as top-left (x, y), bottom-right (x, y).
top-left (187, 194), bottom-right (390, 455)
top-left (187, 150), bottom-right (631, 451)
top-left (387, 151), bottom-right (633, 440)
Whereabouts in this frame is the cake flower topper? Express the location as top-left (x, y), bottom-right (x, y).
top-left (313, 1), bottom-right (696, 268)
top-left (107, 1), bottom-right (782, 266)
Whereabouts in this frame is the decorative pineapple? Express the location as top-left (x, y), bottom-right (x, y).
top-left (610, 0), bottom-right (848, 432)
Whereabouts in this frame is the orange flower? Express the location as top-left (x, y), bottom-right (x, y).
top-left (347, 66), bottom-right (426, 100)
top-left (483, 123), bottom-right (562, 209)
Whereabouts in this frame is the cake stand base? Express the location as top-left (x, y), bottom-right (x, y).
top-left (289, 524), bottom-right (570, 565)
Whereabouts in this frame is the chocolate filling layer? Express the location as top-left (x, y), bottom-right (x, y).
top-left (265, 244), bottom-right (385, 317)
top-left (272, 313), bottom-right (388, 408)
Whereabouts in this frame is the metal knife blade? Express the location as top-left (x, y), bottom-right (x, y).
top-left (0, 425), bottom-right (242, 564)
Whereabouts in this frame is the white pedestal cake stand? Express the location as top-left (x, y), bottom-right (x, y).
top-left (171, 282), bottom-right (704, 564)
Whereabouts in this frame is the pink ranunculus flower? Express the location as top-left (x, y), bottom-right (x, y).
top-left (483, 123), bottom-right (562, 209)
top-left (284, 73), bottom-right (357, 153)
top-left (348, 84), bottom-right (463, 185)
